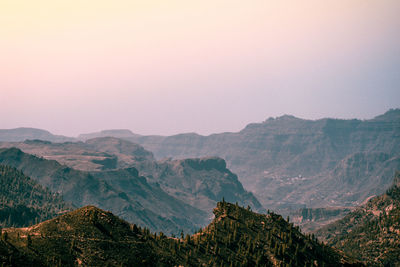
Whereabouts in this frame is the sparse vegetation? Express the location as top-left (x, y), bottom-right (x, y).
top-left (0, 202), bottom-right (362, 266)
top-left (316, 172), bottom-right (400, 266)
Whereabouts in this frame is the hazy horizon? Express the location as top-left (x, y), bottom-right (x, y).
top-left (2, 108), bottom-right (398, 138)
top-left (1, 1), bottom-right (399, 136)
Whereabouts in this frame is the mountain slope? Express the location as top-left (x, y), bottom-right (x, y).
top-left (1, 206), bottom-right (175, 266)
top-left (134, 156), bottom-right (264, 214)
top-left (118, 109), bottom-right (400, 210)
top-left (85, 137), bottom-right (155, 168)
top-left (0, 165), bottom-right (72, 227)
top-left (0, 137), bottom-right (155, 172)
top-left (0, 148), bottom-right (206, 234)
top-left (0, 138), bottom-right (264, 218)
top-left (91, 168), bottom-right (209, 230)
top-left (316, 172), bottom-right (400, 266)
top-left (0, 203), bottom-right (362, 266)
top-left (4, 110), bottom-right (398, 213)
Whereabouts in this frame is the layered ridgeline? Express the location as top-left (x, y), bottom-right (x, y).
top-left (132, 156), bottom-right (264, 214)
top-left (0, 148), bottom-right (206, 234)
top-left (0, 202), bottom-right (362, 267)
top-left (0, 137), bottom-right (154, 171)
top-left (0, 165), bottom-right (72, 227)
top-left (2, 110), bottom-right (399, 213)
top-left (78, 109), bottom-right (400, 211)
top-left (0, 137), bottom-right (263, 215)
top-left (0, 145), bottom-right (263, 234)
top-left (316, 172), bottom-right (400, 266)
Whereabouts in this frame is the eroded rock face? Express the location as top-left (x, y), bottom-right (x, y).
top-left (133, 156), bottom-right (265, 216)
top-left (124, 109), bottom-right (400, 210)
top-left (182, 157), bottom-right (227, 171)
top-left (0, 141), bottom-right (263, 234)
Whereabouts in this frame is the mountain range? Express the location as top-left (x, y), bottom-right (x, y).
top-left (1, 109), bottom-right (399, 230)
top-left (0, 141), bottom-right (262, 234)
top-left (0, 109), bottom-right (399, 265)
top-left (0, 128), bottom-right (74, 143)
top-left (120, 109), bottom-right (400, 212)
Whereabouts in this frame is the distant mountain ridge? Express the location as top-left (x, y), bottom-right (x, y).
top-left (78, 129), bottom-right (140, 140)
top-left (119, 109), bottom-right (400, 212)
top-left (0, 128), bottom-right (75, 143)
top-left (0, 137), bottom-right (264, 216)
top-left (2, 109), bottom-right (399, 214)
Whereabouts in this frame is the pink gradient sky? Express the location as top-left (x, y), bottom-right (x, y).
top-left (1, 0), bottom-right (399, 136)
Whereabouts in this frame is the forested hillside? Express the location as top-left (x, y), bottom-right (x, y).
top-left (316, 172), bottom-right (400, 266)
top-left (0, 202), bottom-right (362, 266)
top-left (0, 165), bottom-right (71, 227)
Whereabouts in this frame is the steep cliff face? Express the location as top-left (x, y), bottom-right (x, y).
top-left (134, 156), bottom-right (265, 214)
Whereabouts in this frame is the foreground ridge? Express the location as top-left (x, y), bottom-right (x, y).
top-left (0, 202), bottom-right (362, 266)
top-left (316, 171), bottom-right (400, 266)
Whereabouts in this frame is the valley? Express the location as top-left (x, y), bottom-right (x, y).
top-left (0, 110), bottom-right (399, 265)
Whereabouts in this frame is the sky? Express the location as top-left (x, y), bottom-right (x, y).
top-left (1, 0), bottom-right (399, 136)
